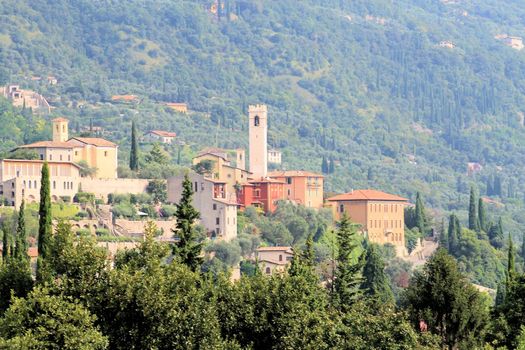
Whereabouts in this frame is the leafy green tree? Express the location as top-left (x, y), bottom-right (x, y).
top-left (468, 187), bottom-right (479, 232)
top-left (192, 159), bottom-right (215, 176)
top-left (334, 213), bottom-right (364, 310)
top-left (440, 218), bottom-right (449, 250)
top-left (146, 179), bottom-right (167, 203)
top-left (129, 120), bottom-right (139, 171)
top-left (14, 200), bottom-right (28, 267)
top-left (403, 248), bottom-right (489, 349)
top-left (76, 160), bottom-right (98, 177)
top-left (0, 287), bottom-right (108, 349)
top-left (302, 233), bottom-right (315, 267)
top-left (172, 174), bottom-right (203, 272)
top-left (1, 223), bottom-right (11, 263)
top-left (360, 244), bottom-right (394, 304)
top-left (37, 162), bottom-right (52, 283)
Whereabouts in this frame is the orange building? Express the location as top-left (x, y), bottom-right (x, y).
top-left (237, 178), bottom-right (286, 213)
top-left (268, 170), bottom-right (324, 209)
top-left (327, 189), bottom-right (408, 249)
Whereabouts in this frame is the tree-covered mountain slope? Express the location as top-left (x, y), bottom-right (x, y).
top-left (1, 0), bottom-right (525, 233)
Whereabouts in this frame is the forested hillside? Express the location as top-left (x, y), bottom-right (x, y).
top-left (1, 0), bottom-right (525, 235)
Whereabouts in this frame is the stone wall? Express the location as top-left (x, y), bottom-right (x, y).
top-left (80, 178), bottom-right (151, 201)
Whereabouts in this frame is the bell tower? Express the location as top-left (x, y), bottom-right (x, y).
top-left (52, 118), bottom-right (69, 142)
top-left (248, 104), bottom-right (268, 178)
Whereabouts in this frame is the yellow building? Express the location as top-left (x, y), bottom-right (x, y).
top-left (193, 148), bottom-right (250, 201)
top-left (327, 189), bottom-right (408, 249)
top-left (16, 118), bottom-right (118, 179)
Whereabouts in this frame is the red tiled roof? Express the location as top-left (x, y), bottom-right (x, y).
top-left (149, 130), bottom-right (176, 137)
top-left (70, 137), bottom-right (117, 147)
top-left (52, 117), bottom-right (69, 122)
top-left (327, 189), bottom-right (408, 202)
top-left (257, 246), bottom-right (292, 252)
top-left (268, 170), bottom-right (324, 178)
top-left (28, 247), bottom-right (38, 258)
top-left (18, 141), bottom-right (75, 149)
top-left (111, 94), bottom-right (138, 101)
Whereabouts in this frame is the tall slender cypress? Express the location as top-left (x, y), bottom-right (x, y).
top-left (507, 234), bottom-right (515, 283)
top-left (14, 200), bottom-right (29, 266)
top-left (478, 198), bottom-right (487, 232)
top-left (302, 233), bottom-right (315, 267)
top-left (415, 192), bottom-right (426, 235)
top-left (468, 187), bottom-right (478, 231)
top-left (130, 120), bottom-right (139, 171)
top-left (2, 222), bottom-right (11, 263)
top-left (37, 162), bottom-right (52, 282)
top-left (172, 173), bottom-right (202, 272)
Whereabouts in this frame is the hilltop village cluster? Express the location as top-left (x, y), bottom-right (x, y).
top-left (0, 104), bottom-right (410, 272)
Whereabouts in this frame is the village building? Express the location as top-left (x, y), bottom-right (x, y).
top-left (267, 170), bottom-right (324, 209)
top-left (192, 148), bottom-right (250, 202)
top-left (248, 104), bottom-right (268, 178)
top-left (15, 118), bottom-right (118, 179)
top-left (165, 102), bottom-right (188, 113)
top-left (144, 130), bottom-right (177, 144)
top-left (237, 177), bottom-right (286, 213)
top-left (2, 85), bottom-right (51, 113)
top-left (111, 95), bottom-right (139, 103)
top-left (267, 149), bottom-right (282, 164)
top-left (256, 246), bottom-right (293, 275)
top-left (167, 172), bottom-right (237, 241)
top-left (327, 189), bottom-right (408, 252)
top-left (0, 159), bottom-right (81, 207)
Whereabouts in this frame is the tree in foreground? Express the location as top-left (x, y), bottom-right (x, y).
top-left (403, 248), bottom-right (489, 349)
top-left (129, 120), bottom-right (139, 171)
top-left (360, 244), bottom-right (394, 304)
top-left (334, 213), bottom-right (364, 310)
top-left (415, 192), bottom-right (427, 235)
top-left (0, 287), bottom-right (108, 349)
top-left (37, 162), bottom-right (52, 283)
top-left (14, 200), bottom-right (29, 267)
top-left (172, 173), bottom-right (203, 272)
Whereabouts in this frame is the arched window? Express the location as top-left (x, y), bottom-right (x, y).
top-left (265, 267), bottom-right (271, 275)
top-left (254, 116), bottom-right (260, 126)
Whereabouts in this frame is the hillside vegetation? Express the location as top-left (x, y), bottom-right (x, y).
top-left (1, 0), bottom-right (525, 234)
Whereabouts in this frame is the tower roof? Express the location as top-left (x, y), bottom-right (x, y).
top-left (52, 117), bottom-right (69, 122)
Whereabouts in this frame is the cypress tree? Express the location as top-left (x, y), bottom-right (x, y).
top-left (507, 234), bottom-right (515, 285)
top-left (440, 218), bottom-right (449, 250)
top-left (302, 233), bottom-right (315, 267)
top-left (172, 173), bottom-right (203, 272)
top-left (361, 244), bottom-right (394, 303)
top-left (468, 187), bottom-right (478, 231)
top-left (415, 192), bottom-right (426, 235)
top-left (321, 156), bottom-right (328, 174)
top-left (521, 233), bottom-right (525, 265)
top-left (334, 213), bottom-right (364, 310)
top-left (129, 120), bottom-right (139, 171)
top-left (37, 162), bottom-right (52, 282)
top-left (14, 200), bottom-right (29, 266)
top-left (478, 198), bottom-right (487, 232)
top-left (494, 176), bottom-right (502, 197)
top-left (486, 176), bottom-right (494, 196)
top-left (329, 156), bottom-right (335, 174)
top-left (495, 282), bottom-right (505, 307)
top-left (1, 223), bottom-right (11, 263)
top-left (448, 214), bottom-right (457, 253)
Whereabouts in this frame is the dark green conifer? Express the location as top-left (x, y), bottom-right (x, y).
top-left (415, 192), bottom-right (426, 235)
top-left (37, 162), bottom-right (52, 282)
top-left (172, 173), bottom-right (203, 272)
top-left (14, 200), bottom-right (29, 267)
top-left (478, 198), bottom-right (487, 232)
top-left (361, 244), bottom-right (394, 303)
top-left (129, 120), bottom-right (139, 171)
top-left (468, 187), bottom-right (478, 231)
top-left (321, 156), bottom-right (328, 174)
top-left (334, 213), bottom-right (364, 310)
top-left (507, 234), bottom-right (515, 286)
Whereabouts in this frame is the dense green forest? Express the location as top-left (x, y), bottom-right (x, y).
top-left (2, 0), bottom-right (525, 234)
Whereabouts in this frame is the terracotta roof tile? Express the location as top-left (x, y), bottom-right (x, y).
top-left (268, 170), bottom-right (323, 178)
top-left (257, 246), bottom-right (293, 252)
top-left (18, 141), bottom-right (75, 149)
top-left (149, 130), bottom-right (176, 137)
top-left (327, 189), bottom-right (408, 202)
top-left (52, 117), bottom-right (69, 122)
top-left (70, 137), bottom-right (117, 147)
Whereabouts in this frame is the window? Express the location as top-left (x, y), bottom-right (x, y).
top-left (213, 204), bottom-right (217, 210)
top-left (49, 155), bottom-right (52, 160)
top-left (28, 181), bottom-right (31, 189)
top-left (194, 182), bottom-right (198, 192)
top-left (40, 154), bottom-right (44, 160)
top-left (23, 180), bottom-right (26, 188)
top-left (60, 155), bottom-right (63, 161)
top-left (34, 181), bottom-right (37, 188)
top-left (266, 267), bottom-right (271, 275)
top-left (201, 183), bottom-right (205, 191)
top-left (216, 217), bottom-right (220, 225)
top-left (104, 151), bottom-right (108, 157)
top-left (68, 155), bottom-right (71, 161)
top-left (286, 177), bottom-right (292, 184)
top-left (279, 255), bottom-right (283, 262)
top-left (339, 204), bottom-right (344, 213)
top-left (53, 181), bottom-right (56, 189)
top-left (254, 116), bottom-right (260, 126)
top-left (75, 151), bottom-right (78, 156)
top-left (287, 189), bottom-right (291, 196)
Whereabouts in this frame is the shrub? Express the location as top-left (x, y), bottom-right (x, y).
top-left (95, 228), bottom-right (110, 236)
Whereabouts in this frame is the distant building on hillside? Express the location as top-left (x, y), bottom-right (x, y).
top-left (111, 95), bottom-right (139, 103)
top-left (267, 149), bottom-right (282, 164)
top-left (467, 162), bottom-right (483, 176)
top-left (2, 85), bottom-right (51, 113)
top-left (256, 246), bottom-right (293, 275)
top-left (495, 34), bottom-right (524, 50)
top-left (165, 102), bottom-right (188, 113)
top-left (438, 40), bottom-right (455, 49)
top-left (144, 130), bottom-right (177, 144)
top-left (327, 189), bottom-right (408, 254)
